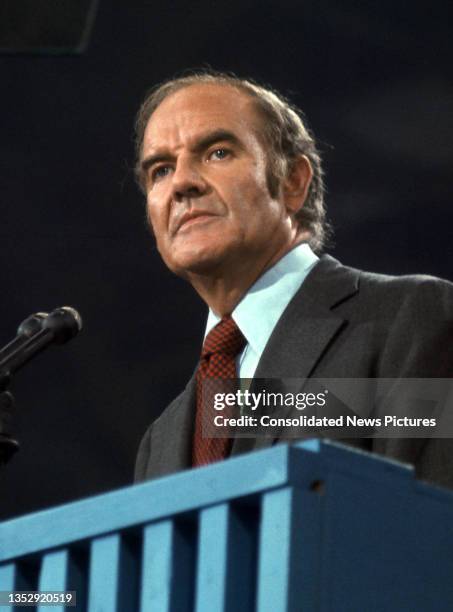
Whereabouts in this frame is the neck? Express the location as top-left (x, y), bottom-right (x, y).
top-left (189, 273), bottom-right (254, 317)
top-left (187, 234), bottom-right (307, 316)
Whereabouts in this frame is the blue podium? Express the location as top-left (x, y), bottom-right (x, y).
top-left (1, 440), bottom-right (453, 611)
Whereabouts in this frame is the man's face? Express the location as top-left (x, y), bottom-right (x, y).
top-left (141, 84), bottom-right (298, 280)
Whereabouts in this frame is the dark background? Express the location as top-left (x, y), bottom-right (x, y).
top-left (0, 1), bottom-right (451, 519)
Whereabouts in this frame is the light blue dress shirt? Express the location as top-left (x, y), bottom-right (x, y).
top-left (204, 243), bottom-right (319, 378)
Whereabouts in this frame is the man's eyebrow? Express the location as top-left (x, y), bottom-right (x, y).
top-left (192, 129), bottom-right (243, 153)
top-left (140, 129), bottom-right (242, 173)
top-left (141, 151), bottom-right (173, 174)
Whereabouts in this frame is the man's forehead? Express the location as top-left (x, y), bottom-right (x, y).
top-left (154, 82), bottom-right (254, 116)
top-left (143, 83), bottom-right (260, 150)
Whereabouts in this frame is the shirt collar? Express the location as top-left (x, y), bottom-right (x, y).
top-left (205, 243), bottom-right (319, 354)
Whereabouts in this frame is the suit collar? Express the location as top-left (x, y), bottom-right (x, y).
top-left (205, 243), bottom-right (319, 361)
top-left (254, 255), bottom-right (359, 379)
top-left (232, 255), bottom-right (360, 455)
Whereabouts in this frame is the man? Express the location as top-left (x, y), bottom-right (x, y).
top-left (134, 72), bottom-right (453, 488)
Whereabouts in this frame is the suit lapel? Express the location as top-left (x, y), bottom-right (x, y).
top-left (231, 255), bottom-right (360, 456)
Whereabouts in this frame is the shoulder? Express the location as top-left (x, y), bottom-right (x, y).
top-left (319, 253), bottom-right (453, 289)
top-left (358, 265), bottom-right (453, 299)
top-left (316, 255), bottom-right (453, 317)
top-left (304, 256), bottom-right (453, 374)
top-left (318, 257), bottom-right (453, 376)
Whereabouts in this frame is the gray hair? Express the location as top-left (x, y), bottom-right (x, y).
top-left (134, 71), bottom-right (329, 252)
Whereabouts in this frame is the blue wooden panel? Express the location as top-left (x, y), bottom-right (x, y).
top-left (0, 563), bottom-right (16, 592)
top-left (257, 487), bottom-right (311, 612)
top-left (39, 549), bottom-right (68, 591)
top-left (140, 520), bottom-right (194, 612)
top-left (0, 563), bottom-right (17, 612)
top-left (88, 535), bottom-right (120, 612)
top-left (196, 504), bottom-right (230, 612)
top-left (195, 503), bottom-right (255, 612)
top-left (0, 443), bottom-right (320, 562)
top-left (88, 533), bottom-right (138, 612)
top-left (320, 471), bottom-right (453, 612)
top-left (38, 549), bottom-right (69, 612)
top-left (2, 440), bottom-right (453, 612)
top-left (292, 439), bottom-right (414, 488)
top-left (37, 548), bottom-right (85, 612)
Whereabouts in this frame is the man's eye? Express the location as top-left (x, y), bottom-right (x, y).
top-left (152, 165), bottom-right (172, 181)
top-left (209, 148), bottom-right (230, 161)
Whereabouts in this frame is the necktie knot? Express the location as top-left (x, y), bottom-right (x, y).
top-left (202, 316), bottom-right (246, 359)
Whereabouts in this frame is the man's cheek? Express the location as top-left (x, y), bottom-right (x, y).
top-left (146, 204), bottom-right (164, 237)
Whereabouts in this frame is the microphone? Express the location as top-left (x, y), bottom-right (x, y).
top-left (17, 312), bottom-right (49, 338)
top-left (0, 307), bottom-right (81, 463)
top-left (0, 307), bottom-right (82, 377)
top-left (0, 312), bottom-right (48, 363)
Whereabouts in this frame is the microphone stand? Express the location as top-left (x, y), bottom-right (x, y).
top-left (0, 374), bottom-right (19, 465)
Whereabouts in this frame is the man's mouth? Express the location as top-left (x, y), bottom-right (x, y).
top-left (175, 211), bottom-right (217, 233)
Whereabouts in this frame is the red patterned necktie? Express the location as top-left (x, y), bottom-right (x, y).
top-left (192, 316), bottom-right (246, 467)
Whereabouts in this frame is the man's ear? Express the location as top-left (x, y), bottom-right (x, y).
top-left (282, 155), bottom-right (313, 215)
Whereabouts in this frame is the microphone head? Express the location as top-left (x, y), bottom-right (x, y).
top-left (17, 312), bottom-right (48, 338)
top-left (42, 306), bottom-right (83, 344)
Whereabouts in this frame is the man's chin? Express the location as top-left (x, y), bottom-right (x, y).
top-left (166, 250), bottom-right (229, 279)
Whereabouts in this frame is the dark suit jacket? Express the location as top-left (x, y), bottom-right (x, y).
top-left (135, 255), bottom-right (453, 488)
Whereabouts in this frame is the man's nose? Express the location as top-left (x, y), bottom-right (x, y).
top-left (171, 157), bottom-right (206, 200)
